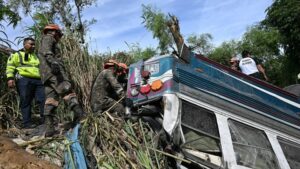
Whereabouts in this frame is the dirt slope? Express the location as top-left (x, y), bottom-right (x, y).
top-left (0, 136), bottom-right (60, 169)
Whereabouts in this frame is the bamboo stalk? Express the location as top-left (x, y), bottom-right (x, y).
top-left (139, 119), bottom-right (154, 168)
top-left (147, 147), bottom-right (191, 164)
top-left (102, 96), bottom-right (125, 122)
top-left (115, 145), bottom-right (137, 169)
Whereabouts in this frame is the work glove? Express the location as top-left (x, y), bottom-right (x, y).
top-left (51, 62), bottom-right (60, 75)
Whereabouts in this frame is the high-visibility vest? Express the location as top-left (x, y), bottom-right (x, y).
top-left (6, 51), bottom-right (41, 79)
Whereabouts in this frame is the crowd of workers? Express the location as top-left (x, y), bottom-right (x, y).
top-left (5, 24), bottom-right (128, 137)
top-left (5, 23), bottom-right (297, 137)
top-left (229, 50), bottom-right (269, 81)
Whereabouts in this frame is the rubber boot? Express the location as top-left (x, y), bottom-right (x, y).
top-left (44, 115), bottom-right (55, 137)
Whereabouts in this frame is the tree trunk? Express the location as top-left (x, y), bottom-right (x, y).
top-left (167, 15), bottom-right (190, 63)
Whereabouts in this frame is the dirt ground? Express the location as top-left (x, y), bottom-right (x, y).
top-left (0, 135), bottom-right (60, 169)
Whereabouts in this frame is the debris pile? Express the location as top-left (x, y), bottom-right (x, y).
top-left (0, 110), bottom-right (170, 169)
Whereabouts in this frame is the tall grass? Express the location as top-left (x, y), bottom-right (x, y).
top-left (0, 50), bottom-right (22, 129)
top-left (57, 35), bottom-right (169, 168)
top-left (79, 114), bottom-right (168, 169)
top-left (0, 31), bottom-right (169, 168)
top-left (60, 36), bottom-right (101, 111)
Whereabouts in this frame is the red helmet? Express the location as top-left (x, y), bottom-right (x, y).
top-left (118, 63), bottom-right (129, 74)
top-left (43, 24), bottom-right (63, 36)
top-left (104, 59), bottom-right (118, 69)
top-left (118, 63), bottom-right (128, 70)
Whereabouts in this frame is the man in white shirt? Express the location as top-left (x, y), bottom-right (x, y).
top-left (239, 50), bottom-right (268, 81)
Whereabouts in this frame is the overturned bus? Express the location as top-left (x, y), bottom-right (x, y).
top-left (125, 52), bottom-right (300, 169)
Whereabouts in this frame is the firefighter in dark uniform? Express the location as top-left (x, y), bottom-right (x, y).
top-left (90, 60), bottom-right (127, 115)
top-left (38, 24), bottom-right (85, 137)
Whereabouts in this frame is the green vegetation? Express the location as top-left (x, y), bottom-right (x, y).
top-left (187, 33), bottom-right (213, 55)
top-left (0, 0), bottom-right (300, 168)
top-left (208, 40), bottom-right (240, 66)
top-left (262, 0), bottom-right (300, 85)
top-left (142, 5), bottom-right (173, 54)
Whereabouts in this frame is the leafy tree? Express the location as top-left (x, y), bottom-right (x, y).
top-left (262, 0), bottom-right (300, 85)
top-left (264, 57), bottom-right (285, 86)
top-left (208, 25), bottom-right (287, 86)
top-left (239, 26), bottom-right (284, 85)
top-left (0, 0), bottom-right (21, 27)
top-left (210, 25), bottom-right (281, 64)
top-left (142, 4), bottom-right (173, 54)
top-left (208, 40), bottom-right (240, 66)
top-left (5, 0), bottom-right (96, 44)
top-left (126, 42), bottom-right (157, 62)
top-left (0, 0), bottom-right (21, 46)
top-left (14, 13), bottom-right (50, 46)
top-left (187, 33), bottom-right (213, 55)
top-left (240, 26), bottom-right (281, 60)
top-left (0, 0), bottom-right (20, 92)
top-left (140, 47), bottom-right (157, 61)
top-left (142, 5), bottom-right (213, 63)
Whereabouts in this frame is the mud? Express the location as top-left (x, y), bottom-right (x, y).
top-left (0, 136), bottom-right (60, 169)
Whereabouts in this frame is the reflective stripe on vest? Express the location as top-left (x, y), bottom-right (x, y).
top-left (17, 51), bottom-right (38, 68)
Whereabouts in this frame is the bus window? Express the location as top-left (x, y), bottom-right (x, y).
top-left (278, 137), bottom-right (300, 169)
top-left (228, 119), bottom-right (280, 169)
top-left (181, 100), bottom-right (222, 166)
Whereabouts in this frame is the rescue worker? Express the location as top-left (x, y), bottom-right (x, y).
top-left (90, 60), bottom-right (127, 116)
top-left (38, 24), bottom-right (85, 137)
top-left (117, 62), bottom-right (129, 85)
top-left (6, 37), bottom-right (45, 128)
top-left (229, 56), bottom-right (239, 71)
top-left (239, 50), bottom-right (269, 81)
